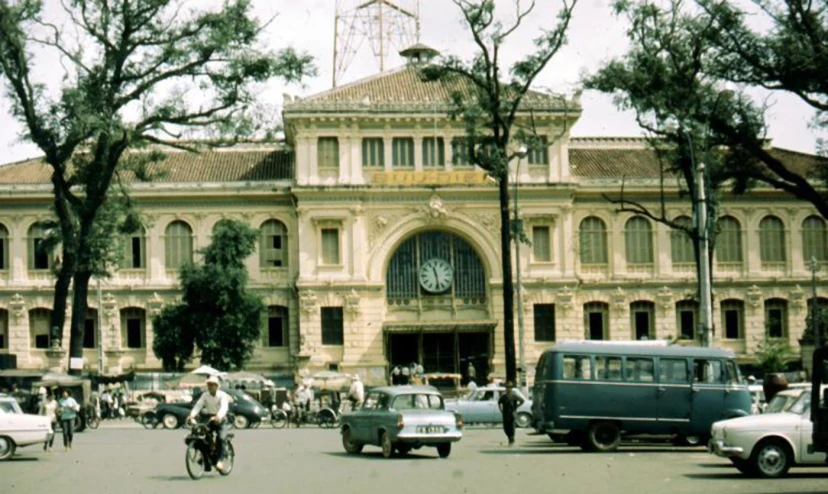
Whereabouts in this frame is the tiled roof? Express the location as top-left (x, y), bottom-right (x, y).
top-left (283, 66), bottom-right (578, 114)
top-left (0, 148), bottom-right (294, 185)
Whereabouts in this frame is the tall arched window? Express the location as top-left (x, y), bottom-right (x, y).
top-left (721, 299), bottom-right (745, 340)
top-left (764, 299), bottom-right (788, 339)
top-left (759, 216), bottom-right (786, 264)
top-left (0, 309), bottom-right (8, 350)
top-left (630, 301), bottom-right (655, 340)
top-left (120, 308), bottom-right (146, 349)
top-left (583, 302), bottom-right (609, 340)
top-left (121, 226), bottom-right (146, 269)
top-left (803, 215), bottom-right (828, 262)
top-left (579, 217), bottom-right (608, 265)
top-left (265, 305), bottom-right (288, 347)
top-left (676, 300), bottom-right (699, 340)
top-left (670, 216), bottom-right (694, 264)
top-left (625, 216), bottom-right (653, 264)
top-left (716, 216), bottom-right (743, 263)
top-left (28, 222), bottom-right (52, 270)
top-left (164, 221), bottom-right (193, 269)
top-left (29, 308), bottom-right (53, 349)
top-left (84, 308), bottom-right (98, 349)
top-left (260, 220), bottom-right (288, 268)
top-left (0, 223), bottom-right (8, 271)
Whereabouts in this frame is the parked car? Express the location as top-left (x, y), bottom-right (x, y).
top-left (445, 386), bottom-right (533, 428)
top-left (710, 390), bottom-right (826, 478)
top-left (340, 386), bottom-right (463, 459)
top-left (763, 389), bottom-right (806, 415)
top-left (151, 388), bottom-right (268, 430)
top-left (0, 395), bottom-right (52, 460)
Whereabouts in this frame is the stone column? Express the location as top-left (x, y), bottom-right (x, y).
top-left (414, 136), bottom-right (424, 172)
top-left (8, 294), bottom-right (29, 367)
top-left (350, 132), bottom-right (364, 184)
top-left (338, 132), bottom-right (351, 184)
top-left (308, 135), bottom-right (320, 186)
top-left (383, 136), bottom-right (393, 172)
top-left (295, 135), bottom-right (310, 186)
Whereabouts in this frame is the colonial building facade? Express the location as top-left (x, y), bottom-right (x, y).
top-left (0, 54), bottom-right (824, 385)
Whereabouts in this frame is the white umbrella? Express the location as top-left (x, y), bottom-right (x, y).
top-left (190, 365), bottom-right (224, 376)
top-left (309, 371), bottom-right (353, 391)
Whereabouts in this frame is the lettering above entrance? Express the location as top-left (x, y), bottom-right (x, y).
top-left (372, 171), bottom-right (492, 186)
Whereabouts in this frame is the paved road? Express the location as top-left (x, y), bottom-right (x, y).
top-left (3, 427), bottom-right (828, 494)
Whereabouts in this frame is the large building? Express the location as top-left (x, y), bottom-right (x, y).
top-left (0, 50), bottom-right (825, 385)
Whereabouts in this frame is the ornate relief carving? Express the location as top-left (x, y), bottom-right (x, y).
top-left (557, 286), bottom-right (575, 315)
top-left (367, 212), bottom-right (404, 249)
top-left (10, 293), bottom-right (25, 323)
top-left (344, 290), bottom-right (361, 319)
top-left (467, 212), bottom-right (499, 232)
top-left (148, 292), bottom-right (165, 316)
top-left (790, 285), bottom-right (806, 309)
top-left (656, 286), bottom-right (673, 312)
top-left (746, 285), bottom-right (763, 309)
top-left (300, 291), bottom-right (318, 316)
top-left (611, 287), bottom-right (627, 313)
top-left (415, 195), bottom-right (449, 223)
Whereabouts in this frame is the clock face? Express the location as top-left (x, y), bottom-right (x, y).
top-left (419, 258), bottom-right (454, 294)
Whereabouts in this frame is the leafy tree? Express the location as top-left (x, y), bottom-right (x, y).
top-left (754, 338), bottom-right (797, 374)
top-left (587, 0), bottom-right (828, 220)
top-left (420, 0), bottom-right (578, 383)
top-left (153, 219), bottom-right (264, 372)
top-left (0, 0), bottom-right (314, 373)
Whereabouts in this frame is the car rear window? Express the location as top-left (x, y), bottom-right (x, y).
top-left (392, 394), bottom-right (443, 410)
top-left (562, 355), bottom-right (592, 380)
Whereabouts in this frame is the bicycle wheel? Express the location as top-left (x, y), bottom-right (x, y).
top-left (87, 416), bottom-right (100, 430)
top-left (185, 444), bottom-right (205, 480)
top-left (218, 442), bottom-right (235, 476)
top-left (317, 409), bottom-right (336, 429)
top-left (141, 412), bottom-right (156, 430)
top-left (271, 410), bottom-right (287, 429)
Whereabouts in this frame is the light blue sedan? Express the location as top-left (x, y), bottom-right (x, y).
top-left (445, 386), bottom-right (534, 428)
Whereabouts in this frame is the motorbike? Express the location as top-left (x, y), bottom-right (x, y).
top-left (184, 419), bottom-right (235, 480)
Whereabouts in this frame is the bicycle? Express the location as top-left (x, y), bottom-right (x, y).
top-left (184, 419), bottom-right (235, 480)
top-left (270, 407), bottom-right (288, 429)
top-left (85, 405), bottom-right (101, 430)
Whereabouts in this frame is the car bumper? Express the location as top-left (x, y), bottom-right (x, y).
top-left (396, 432), bottom-right (463, 444)
top-left (709, 440), bottom-right (744, 457)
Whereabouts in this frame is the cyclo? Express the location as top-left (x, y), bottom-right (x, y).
top-left (184, 414), bottom-right (236, 480)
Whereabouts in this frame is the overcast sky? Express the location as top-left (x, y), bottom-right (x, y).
top-left (0, 0), bottom-right (819, 163)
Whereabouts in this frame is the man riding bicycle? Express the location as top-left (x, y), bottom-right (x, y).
top-left (187, 376), bottom-right (230, 473)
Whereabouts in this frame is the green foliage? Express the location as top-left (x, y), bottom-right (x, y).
top-left (754, 338), bottom-right (797, 373)
top-left (152, 220), bottom-right (264, 371)
top-left (587, 0), bottom-right (828, 218)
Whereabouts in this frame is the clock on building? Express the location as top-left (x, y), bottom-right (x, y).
top-left (419, 258), bottom-right (454, 294)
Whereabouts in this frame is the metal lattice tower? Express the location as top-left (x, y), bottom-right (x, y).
top-left (333, 0), bottom-right (420, 87)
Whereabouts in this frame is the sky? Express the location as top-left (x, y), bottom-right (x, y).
top-left (0, 0), bottom-right (820, 163)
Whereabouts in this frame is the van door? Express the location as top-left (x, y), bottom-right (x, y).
top-left (689, 358), bottom-right (725, 435)
top-left (656, 358), bottom-right (692, 429)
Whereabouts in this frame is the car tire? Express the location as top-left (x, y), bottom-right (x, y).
top-left (233, 415), bottom-right (249, 430)
top-left (162, 413), bottom-right (180, 430)
top-left (673, 434), bottom-right (704, 447)
top-left (0, 436), bottom-right (15, 461)
top-left (515, 412), bottom-right (532, 429)
top-left (750, 438), bottom-right (792, 478)
top-left (342, 428), bottom-right (363, 454)
top-left (730, 458), bottom-right (756, 476)
top-left (380, 432), bottom-right (394, 459)
top-left (436, 443), bottom-right (451, 459)
top-left (586, 422), bottom-right (621, 452)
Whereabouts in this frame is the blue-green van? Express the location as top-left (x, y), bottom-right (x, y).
top-left (531, 342), bottom-right (751, 451)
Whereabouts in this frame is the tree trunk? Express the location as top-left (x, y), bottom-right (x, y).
top-left (498, 173), bottom-right (517, 384)
top-left (50, 260), bottom-right (74, 348)
top-left (67, 269), bottom-right (92, 376)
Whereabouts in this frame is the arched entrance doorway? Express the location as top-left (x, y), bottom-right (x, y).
top-left (384, 231), bottom-right (492, 385)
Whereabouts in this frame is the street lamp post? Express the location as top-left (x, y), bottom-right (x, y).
top-left (97, 277), bottom-right (104, 375)
top-left (696, 162), bottom-right (713, 347)
top-left (513, 146), bottom-right (528, 395)
top-left (811, 257), bottom-right (821, 350)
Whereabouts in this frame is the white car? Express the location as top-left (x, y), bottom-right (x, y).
top-left (445, 386), bottom-right (533, 428)
top-left (710, 390), bottom-right (824, 478)
top-left (0, 396), bottom-right (52, 460)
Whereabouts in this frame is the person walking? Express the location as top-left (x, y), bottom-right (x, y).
top-left (347, 375), bottom-right (365, 410)
top-left (58, 389), bottom-right (81, 452)
top-left (401, 366), bottom-right (410, 385)
top-left (497, 382), bottom-right (525, 447)
top-left (39, 390), bottom-right (58, 452)
top-left (100, 390), bottom-right (112, 419)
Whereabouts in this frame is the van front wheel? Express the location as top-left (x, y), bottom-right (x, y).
top-left (586, 422), bottom-right (621, 452)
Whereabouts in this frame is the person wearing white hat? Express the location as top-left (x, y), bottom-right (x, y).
top-left (347, 374), bottom-right (364, 410)
top-left (188, 376), bottom-right (230, 472)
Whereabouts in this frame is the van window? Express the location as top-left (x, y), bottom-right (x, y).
top-left (693, 359), bottom-right (723, 384)
top-left (595, 356), bottom-right (623, 381)
top-left (562, 355), bottom-right (592, 380)
top-left (625, 357), bottom-right (655, 382)
top-left (659, 358), bottom-right (689, 384)
top-left (725, 360), bottom-right (741, 384)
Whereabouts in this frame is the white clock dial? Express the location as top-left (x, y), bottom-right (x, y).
top-left (419, 258), bottom-right (453, 294)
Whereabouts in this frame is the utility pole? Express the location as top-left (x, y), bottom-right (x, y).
top-left (97, 277), bottom-right (104, 376)
top-left (513, 146), bottom-right (528, 394)
top-left (811, 256), bottom-right (821, 349)
top-left (696, 162), bottom-right (713, 347)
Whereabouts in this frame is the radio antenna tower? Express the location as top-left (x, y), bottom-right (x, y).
top-left (333, 0), bottom-right (420, 87)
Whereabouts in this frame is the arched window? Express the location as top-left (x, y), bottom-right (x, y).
top-left (803, 215), bottom-right (828, 262)
top-left (260, 220), bottom-right (288, 268)
top-left (721, 299), bottom-right (745, 340)
top-left (716, 216), bottom-right (743, 263)
top-left (27, 222), bottom-right (52, 270)
top-left (676, 300), bottom-right (699, 340)
top-left (759, 216), bottom-right (786, 264)
top-left (29, 308), bottom-right (53, 349)
top-left (84, 308), bottom-right (97, 349)
top-left (579, 217), bottom-right (608, 265)
top-left (625, 216), bottom-right (653, 264)
top-left (630, 301), bottom-right (655, 340)
top-left (0, 223), bottom-right (8, 270)
top-left (0, 309), bottom-right (8, 349)
top-left (265, 306), bottom-right (288, 347)
top-left (583, 302), bottom-right (609, 340)
top-left (164, 221), bottom-right (193, 270)
top-left (764, 299), bottom-right (788, 339)
top-left (120, 308), bottom-right (146, 349)
top-left (670, 216), bottom-right (694, 264)
top-left (121, 226), bottom-right (146, 269)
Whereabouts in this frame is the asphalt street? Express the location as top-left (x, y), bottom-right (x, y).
top-left (3, 425), bottom-right (828, 494)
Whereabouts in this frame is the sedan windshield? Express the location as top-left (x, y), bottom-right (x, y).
top-left (765, 395), bottom-right (795, 414)
top-left (0, 401), bottom-right (21, 414)
top-left (788, 392), bottom-right (811, 415)
top-left (392, 394), bottom-right (444, 410)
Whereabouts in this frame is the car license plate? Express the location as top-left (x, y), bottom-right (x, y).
top-left (417, 426), bottom-right (444, 434)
